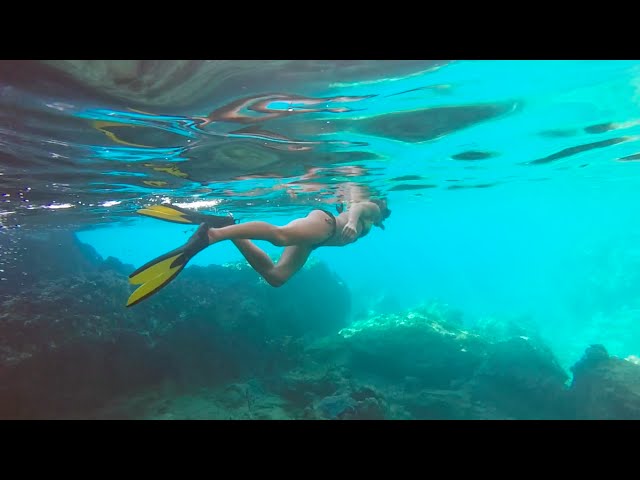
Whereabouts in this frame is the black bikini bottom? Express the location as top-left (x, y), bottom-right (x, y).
top-left (311, 209), bottom-right (337, 250)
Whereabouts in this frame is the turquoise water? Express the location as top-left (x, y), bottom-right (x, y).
top-left (3, 60), bottom-right (640, 379)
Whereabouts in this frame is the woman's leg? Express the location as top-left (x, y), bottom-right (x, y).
top-left (230, 239), bottom-right (274, 274)
top-left (208, 210), bottom-right (332, 247)
top-left (231, 239), bottom-right (312, 287)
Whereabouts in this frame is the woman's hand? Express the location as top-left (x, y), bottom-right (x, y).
top-left (341, 222), bottom-right (358, 243)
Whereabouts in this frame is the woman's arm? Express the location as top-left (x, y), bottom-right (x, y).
top-left (347, 202), bottom-right (378, 224)
top-left (342, 202), bottom-right (381, 242)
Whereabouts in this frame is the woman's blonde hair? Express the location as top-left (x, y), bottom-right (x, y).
top-left (371, 197), bottom-right (391, 219)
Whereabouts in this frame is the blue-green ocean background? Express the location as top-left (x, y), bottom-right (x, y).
top-left (2, 60), bottom-right (640, 418)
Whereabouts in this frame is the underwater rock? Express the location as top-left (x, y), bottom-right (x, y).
top-left (218, 381), bottom-right (265, 410)
top-left (389, 388), bottom-right (503, 420)
top-left (0, 229), bottom-right (116, 297)
top-left (314, 393), bottom-right (358, 419)
top-left (569, 344), bottom-right (640, 419)
top-left (265, 358), bottom-right (390, 419)
top-left (257, 259), bottom-right (351, 339)
top-left (270, 364), bottom-right (350, 407)
top-left (335, 308), bottom-right (490, 388)
top-left (300, 305), bottom-right (572, 419)
top-left (343, 385), bottom-right (387, 420)
top-left (0, 334), bottom-right (173, 419)
top-left (0, 229), bottom-right (350, 419)
top-left (304, 384), bottom-right (387, 420)
top-left (469, 337), bottom-right (570, 419)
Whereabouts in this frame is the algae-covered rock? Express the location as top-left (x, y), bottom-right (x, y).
top-left (469, 337), bottom-right (570, 419)
top-left (306, 384), bottom-right (387, 420)
top-left (388, 388), bottom-right (486, 420)
top-left (314, 393), bottom-right (358, 419)
top-left (337, 307), bottom-right (489, 388)
top-left (269, 364), bottom-right (350, 406)
top-left (569, 344), bottom-right (640, 419)
top-left (0, 229), bottom-right (350, 419)
top-left (306, 304), bottom-right (571, 419)
top-left (264, 353), bottom-right (389, 420)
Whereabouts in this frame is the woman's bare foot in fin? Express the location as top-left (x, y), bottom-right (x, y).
top-left (183, 223), bottom-right (213, 257)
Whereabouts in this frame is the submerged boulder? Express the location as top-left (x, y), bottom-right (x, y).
top-left (310, 386), bottom-right (386, 420)
top-left (335, 306), bottom-right (491, 388)
top-left (469, 337), bottom-right (570, 419)
top-left (569, 344), bottom-right (640, 419)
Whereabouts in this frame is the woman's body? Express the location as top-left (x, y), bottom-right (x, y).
top-left (207, 198), bottom-right (390, 287)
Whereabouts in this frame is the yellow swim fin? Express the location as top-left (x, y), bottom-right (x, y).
top-left (126, 204), bottom-right (236, 307)
top-left (136, 203), bottom-right (235, 227)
